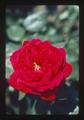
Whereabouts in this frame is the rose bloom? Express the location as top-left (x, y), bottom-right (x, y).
top-left (8, 38), bottom-right (72, 101)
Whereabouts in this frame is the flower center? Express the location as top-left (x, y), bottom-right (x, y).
top-left (33, 62), bottom-right (40, 71)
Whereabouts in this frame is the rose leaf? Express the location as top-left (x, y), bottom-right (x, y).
top-left (18, 91), bottom-right (26, 101)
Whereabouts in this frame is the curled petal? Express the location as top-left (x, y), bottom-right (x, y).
top-left (63, 63), bottom-right (73, 78)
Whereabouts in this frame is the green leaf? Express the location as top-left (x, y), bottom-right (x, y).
top-left (53, 42), bottom-right (65, 48)
top-left (24, 20), bottom-right (47, 32)
top-left (6, 24), bottom-right (25, 42)
top-left (66, 39), bottom-right (79, 63)
top-left (50, 35), bottom-right (64, 43)
top-left (6, 15), bottom-right (16, 26)
top-left (26, 97), bottom-right (37, 115)
top-left (6, 64), bottom-right (13, 79)
top-left (47, 27), bottom-right (56, 36)
top-left (8, 86), bottom-right (14, 92)
top-left (47, 110), bottom-right (51, 115)
top-left (23, 11), bottom-right (48, 32)
top-left (6, 43), bottom-right (20, 57)
top-left (59, 10), bottom-right (69, 21)
top-left (18, 91), bottom-right (26, 101)
top-left (66, 53), bottom-right (78, 63)
top-left (6, 43), bottom-right (20, 79)
top-left (69, 106), bottom-right (79, 115)
top-left (31, 100), bottom-right (37, 114)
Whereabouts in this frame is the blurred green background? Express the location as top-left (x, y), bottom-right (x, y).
top-left (6, 5), bottom-right (79, 115)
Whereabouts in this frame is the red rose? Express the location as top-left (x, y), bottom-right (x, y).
top-left (8, 38), bottom-right (72, 101)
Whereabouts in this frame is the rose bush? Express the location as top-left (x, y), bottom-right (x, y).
top-left (8, 38), bottom-right (72, 101)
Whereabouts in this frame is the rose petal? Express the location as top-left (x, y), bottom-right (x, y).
top-left (40, 94), bottom-right (56, 101)
top-left (10, 48), bottom-right (23, 70)
top-left (59, 48), bottom-right (66, 67)
top-left (9, 72), bottom-right (41, 96)
top-left (22, 40), bottom-right (29, 46)
top-left (31, 38), bottom-right (42, 45)
top-left (43, 41), bottom-right (51, 46)
top-left (59, 48), bottom-right (66, 58)
top-left (63, 62), bottom-right (73, 78)
top-left (8, 72), bottom-right (17, 87)
top-left (35, 72), bottom-right (63, 92)
top-left (30, 68), bottom-right (53, 88)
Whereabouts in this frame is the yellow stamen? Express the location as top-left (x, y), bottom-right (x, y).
top-left (33, 62), bottom-right (40, 71)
